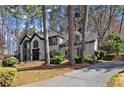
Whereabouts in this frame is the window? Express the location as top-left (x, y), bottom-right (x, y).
top-left (49, 37), bottom-right (57, 46)
top-left (33, 40), bottom-right (38, 48)
top-left (55, 38), bottom-right (57, 45)
top-left (49, 38), bottom-right (52, 46)
top-left (75, 35), bottom-right (80, 42)
top-left (23, 40), bottom-right (29, 49)
top-left (23, 40), bottom-right (30, 61)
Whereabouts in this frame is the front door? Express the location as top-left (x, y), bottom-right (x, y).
top-left (32, 49), bottom-right (39, 60)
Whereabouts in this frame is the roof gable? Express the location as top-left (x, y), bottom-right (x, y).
top-left (19, 31), bottom-right (66, 45)
top-left (30, 33), bottom-right (44, 41)
top-left (20, 35), bottom-right (31, 45)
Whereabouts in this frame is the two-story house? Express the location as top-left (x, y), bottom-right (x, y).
top-left (19, 31), bottom-right (64, 62)
top-left (19, 30), bottom-right (98, 62)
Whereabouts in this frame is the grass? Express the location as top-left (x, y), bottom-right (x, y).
top-left (12, 60), bottom-right (90, 86)
top-left (107, 71), bottom-right (124, 87)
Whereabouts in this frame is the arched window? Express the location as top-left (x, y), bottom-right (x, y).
top-left (23, 40), bottom-right (30, 61)
top-left (23, 40), bottom-right (30, 49)
top-left (33, 40), bottom-right (38, 48)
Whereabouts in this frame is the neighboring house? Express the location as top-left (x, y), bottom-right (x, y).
top-left (19, 30), bottom-right (98, 62)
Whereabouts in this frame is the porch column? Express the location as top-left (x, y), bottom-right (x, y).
top-left (20, 45), bottom-right (23, 62)
top-left (30, 42), bottom-right (32, 61)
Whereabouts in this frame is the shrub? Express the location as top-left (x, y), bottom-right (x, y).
top-left (13, 54), bottom-right (20, 61)
top-left (0, 67), bottom-right (17, 87)
top-left (50, 56), bottom-right (64, 64)
top-left (74, 56), bottom-right (81, 64)
top-left (84, 54), bottom-right (97, 64)
top-left (61, 56), bottom-right (65, 61)
top-left (50, 50), bottom-right (65, 64)
top-left (84, 55), bottom-right (97, 63)
top-left (94, 50), bottom-right (106, 60)
top-left (100, 32), bottom-right (124, 55)
top-left (50, 50), bottom-right (63, 58)
top-left (75, 54), bottom-right (97, 64)
top-left (3, 57), bottom-right (19, 68)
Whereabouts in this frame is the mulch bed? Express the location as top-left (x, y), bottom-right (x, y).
top-left (16, 60), bottom-right (90, 71)
top-left (103, 54), bottom-right (124, 61)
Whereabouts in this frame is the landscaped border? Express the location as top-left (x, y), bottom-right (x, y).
top-left (106, 71), bottom-right (124, 87)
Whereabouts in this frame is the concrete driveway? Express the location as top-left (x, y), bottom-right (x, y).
top-left (22, 61), bottom-right (124, 87)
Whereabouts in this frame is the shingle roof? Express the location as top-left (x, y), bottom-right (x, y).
top-left (37, 31), bottom-right (63, 38)
top-left (19, 28), bottom-right (97, 45)
top-left (19, 31), bottom-right (64, 44)
top-left (85, 31), bottom-right (97, 42)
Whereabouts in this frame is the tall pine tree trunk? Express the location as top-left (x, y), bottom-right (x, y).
top-left (15, 16), bottom-right (19, 56)
top-left (68, 5), bottom-right (75, 65)
top-left (119, 7), bottom-right (124, 35)
top-left (81, 5), bottom-right (89, 63)
top-left (42, 5), bottom-right (50, 64)
top-left (1, 7), bottom-right (5, 55)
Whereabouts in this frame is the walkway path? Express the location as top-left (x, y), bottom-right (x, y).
top-left (22, 61), bottom-right (124, 87)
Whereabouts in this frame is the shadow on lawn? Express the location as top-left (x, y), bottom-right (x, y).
top-left (17, 62), bottom-right (90, 71)
top-left (82, 61), bottom-right (124, 73)
top-left (17, 61), bottom-right (124, 73)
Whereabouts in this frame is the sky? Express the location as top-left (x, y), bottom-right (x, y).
top-left (2, 5), bottom-right (123, 55)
